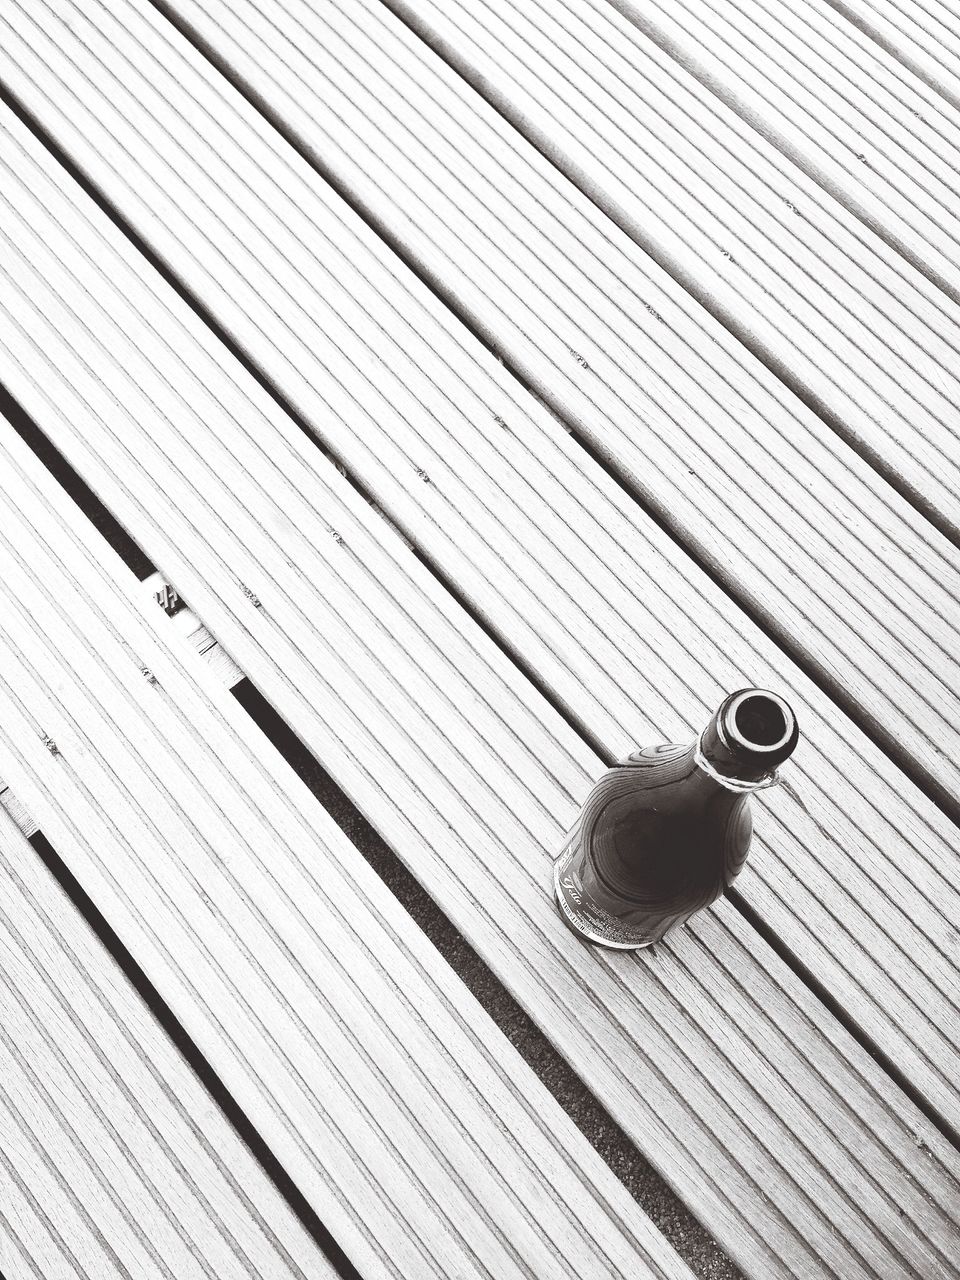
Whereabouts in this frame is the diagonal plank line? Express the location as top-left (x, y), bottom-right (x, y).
top-left (0, 815), bottom-right (340, 1280)
top-left (24, 827), bottom-right (364, 1280)
top-left (16, 0), bottom-right (958, 821)
top-left (378, 0), bottom-right (960, 542)
top-left (0, 95), bottom-right (958, 1277)
top-left (822, 0), bottom-right (960, 114)
top-left (0, 425), bottom-right (693, 1278)
top-left (2, 0), bottom-right (959, 1148)
top-left (600, 0), bottom-right (960, 304)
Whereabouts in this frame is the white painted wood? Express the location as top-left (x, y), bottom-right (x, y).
top-left (824, 0), bottom-right (960, 113)
top-left (372, 0), bottom-right (960, 535)
top-left (0, 783), bottom-right (38, 837)
top-left (3, 0), bottom-right (960, 1143)
top-left (601, 0), bottom-right (960, 304)
top-left (0, 813), bottom-right (335, 1280)
top-left (0, 430), bottom-right (691, 1280)
top-left (5, 0), bottom-right (960, 827)
top-left (0, 575), bottom-right (239, 838)
top-left (0, 104), bottom-right (958, 1279)
top-left (141, 572), bottom-right (243, 688)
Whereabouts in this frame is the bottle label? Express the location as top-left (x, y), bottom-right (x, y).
top-left (554, 835), bottom-right (660, 949)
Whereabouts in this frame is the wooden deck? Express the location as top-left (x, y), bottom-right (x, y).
top-left (0, 1), bottom-right (958, 1276)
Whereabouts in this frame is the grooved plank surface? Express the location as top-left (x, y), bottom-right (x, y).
top-left (825, 0), bottom-right (960, 111)
top-left (603, 0), bottom-right (960, 303)
top-left (0, 815), bottom-right (336, 1280)
top-left (0, 102), bottom-right (959, 1280)
top-left (3, 0), bottom-right (960, 1139)
top-left (0, 424), bottom-right (689, 1280)
top-left (7, 0), bottom-right (959, 824)
top-left (375, 0), bottom-right (960, 536)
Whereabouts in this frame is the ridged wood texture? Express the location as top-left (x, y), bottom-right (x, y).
top-left (0, 421), bottom-right (691, 1280)
top-left (0, 815), bottom-right (336, 1280)
top-left (823, 0), bottom-right (960, 111)
top-left (4, 0), bottom-right (960, 1141)
top-left (602, 0), bottom-right (960, 303)
top-left (7, 0), bottom-right (959, 822)
top-left (0, 99), bottom-right (958, 1280)
top-left (376, 0), bottom-right (960, 538)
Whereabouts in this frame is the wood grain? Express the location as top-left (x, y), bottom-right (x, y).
top-left (5, 0), bottom-right (960, 821)
top-left (823, 0), bottom-right (960, 112)
top-left (603, 0), bottom-right (960, 303)
top-left (0, 424), bottom-right (690, 1280)
top-left (3, 0), bottom-right (960, 1140)
top-left (0, 101), bottom-right (958, 1278)
top-left (374, 0), bottom-right (960, 537)
top-left (0, 815), bottom-right (335, 1280)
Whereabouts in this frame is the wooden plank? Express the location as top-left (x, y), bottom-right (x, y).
top-left (0, 575), bottom-right (238, 839)
top-left (0, 103), bottom-right (958, 1280)
top-left (369, 0), bottom-right (960, 537)
top-left (0, 782), bottom-right (38, 837)
top-left (824, 0), bottom-right (960, 113)
top-left (140, 572), bottom-right (243, 689)
top-left (0, 813), bottom-right (338, 1280)
top-left (0, 427), bottom-right (690, 1280)
top-left (3, 0), bottom-right (960, 1142)
top-left (601, 0), bottom-right (960, 304)
top-left (6, 0), bottom-right (960, 827)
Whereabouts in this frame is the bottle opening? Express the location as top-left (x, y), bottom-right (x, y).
top-left (735, 694), bottom-right (787, 747)
top-left (725, 690), bottom-right (795, 755)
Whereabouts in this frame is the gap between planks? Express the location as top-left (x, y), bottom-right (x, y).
top-left (14, 0), bottom-right (958, 823)
top-left (0, 98), bottom-right (958, 1278)
top-left (601, 0), bottom-right (960, 306)
top-left (0, 420), bottom-right (692, 1280)
top-left (3, 0), bottom-right (960, 1144)
top-left (0, 813), bottom-right (341, 1280)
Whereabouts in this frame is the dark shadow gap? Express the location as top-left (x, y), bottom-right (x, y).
top-left (133, 1), bottom-right (960, 833)
top-left (27, 831), bottom-right (363, 1280)
top-left (0, 383), bottom-right (155, 581)
top-left (233, 678), bottom-right (744, 1280)
top-left (0, 395), bottom-right (359, 1279)
top-left (3, 14), bottom-right (957, 1246)
top-left (1, 379), bottom-right (737, 1275)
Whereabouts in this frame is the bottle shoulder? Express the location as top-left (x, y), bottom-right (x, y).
top-left (618, 742), bottom-right (689, 768)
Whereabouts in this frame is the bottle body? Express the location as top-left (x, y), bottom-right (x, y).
top-left (554, 744), bottom-right (752, 948)
top-left (554, 690), bottom-right (798, 950)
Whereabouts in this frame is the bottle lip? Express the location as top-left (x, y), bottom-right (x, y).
top-left (719, 689), bottom-right (797, 758)
top-left (694, 731), bottom-right (782, 792)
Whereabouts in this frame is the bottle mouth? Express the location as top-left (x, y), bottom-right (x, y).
top-left (722, 690), bottom-right (796, 754)
top-left (716, 686), bottom-right (798, 762)
top-left (695, 689), bottom-right (798, 788)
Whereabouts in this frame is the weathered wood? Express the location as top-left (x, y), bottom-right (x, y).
top-left (0, 815), bottom-right (336, 1280)
top-left (0, 104), bottom-right (958, 1279)
top-left (0, 783), bottom-right (38, 837)
top-left (602, 0), bottom-right (960, 303)
top-left (0, 425), bottom-right (690, 1280)
top-left (373, 0), bottom-right (960, 537)
top-left (824, 0), bottom-right (960, 112)
top-left (141, 572), bottom-right (243, 689)
top-left (3, 0), bottom-right (960, 1143)
top-left (6, 0), bottom-right (960, 822)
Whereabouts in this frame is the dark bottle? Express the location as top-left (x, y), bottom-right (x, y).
top-left (554, 689), bottom-right (798, 949)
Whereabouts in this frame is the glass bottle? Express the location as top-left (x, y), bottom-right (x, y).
top-left (554, 688), bottom-right (798, 949)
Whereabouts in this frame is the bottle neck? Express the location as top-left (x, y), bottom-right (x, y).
top-left (695, 726), bottom-right (779, 792)
top-left (695, 706), bottom-right (784, 792)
